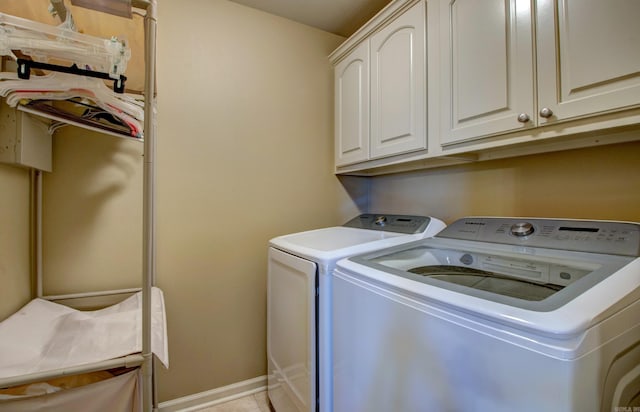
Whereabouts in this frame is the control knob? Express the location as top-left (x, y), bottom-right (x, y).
top-left (510, 222), bottom-right (535, 237)
top-left (374, 216), bottom-right (387, 226)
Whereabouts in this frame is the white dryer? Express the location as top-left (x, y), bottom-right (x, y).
top-left (333, 217), bottom-right (640, 412)
top-left (267, 214), bottom-right (446, 412)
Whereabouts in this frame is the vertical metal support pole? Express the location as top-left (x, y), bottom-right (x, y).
top-left (35, 170), bottom-right (43, 298)
top-left (29, 170), bottom-right (39, 298)
top-left (142, 1), bottom-right (158, 411)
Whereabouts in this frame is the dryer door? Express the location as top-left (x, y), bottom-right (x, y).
top-left (267, 247), bottom-right (317, 412)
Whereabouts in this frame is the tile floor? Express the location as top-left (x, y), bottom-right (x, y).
top-left (195, 390), bottom-right (271, 412)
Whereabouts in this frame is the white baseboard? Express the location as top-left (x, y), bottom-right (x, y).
top-left (158, 375), bottom-right (267, 412)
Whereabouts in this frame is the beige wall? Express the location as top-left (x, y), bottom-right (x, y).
top-left (155, 0), bottom-right (352, 401)
top-left (368, 140), bottom-right (640, 224)
top-left (42, 129), bottom-right (144, 295)
top-left (0, 164), bottom-right (31, 320)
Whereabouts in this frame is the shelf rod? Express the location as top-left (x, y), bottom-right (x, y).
top-left (0, 354), bottom-right (144, 389)
top-left (42, 288), bottom-right (142, 301)
top-left (17, 105), bottom-right (143, 142)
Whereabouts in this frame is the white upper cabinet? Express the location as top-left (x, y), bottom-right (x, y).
top-left (536, 0), bottom-right (640, 125)
top-left (370, 1), bottom-right (426, 159)
top-left (439, 0), bottom-right (640, 146)
top-left (439, 0), bottom-right (535, 145)
top-left (331, 0), bottom-right (640, 175)
top-left (332, 0), bottom-right (426, 167)
top-left (335, 42), bottom-right (370, 166)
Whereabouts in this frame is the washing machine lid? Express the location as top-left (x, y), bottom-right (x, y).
top-left (273, 226), bottom-right (403, 252)
top-left (347, 217), bottom-right (640, 312)
top-left (269, 214), bottom-right (444, 263)
top-left (358, 241), bottom-right (634, 312)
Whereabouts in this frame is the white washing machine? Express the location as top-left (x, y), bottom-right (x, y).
top-left (332, 217), bottom-right (640, 412)
top-left (267, 214), bottom-right (446, 412)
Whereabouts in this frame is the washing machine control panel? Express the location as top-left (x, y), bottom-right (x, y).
top-left (343, 214), bottom-right (432, 234)
top-left (437, 218), bottom-right (640, 257)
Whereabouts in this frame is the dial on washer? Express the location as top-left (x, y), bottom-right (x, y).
top-left (374, 216), bottom-right (387, 226)
top-left (510, 222), bottom-right (534, 237)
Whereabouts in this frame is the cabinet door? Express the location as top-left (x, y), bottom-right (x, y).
top-left (370, 1), bottom-right (426, 159)
top-left (536, 0), bottom-right (640, 125)
top-left (439, 0), bottom-right (535, 145)
top-left (335, 42), bottom-right (370, 166)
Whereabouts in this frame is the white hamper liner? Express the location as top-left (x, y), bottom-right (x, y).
top-left (0, 287), bottom-right (168, 379)
top-left (0, 369), bottom-right (141, 412)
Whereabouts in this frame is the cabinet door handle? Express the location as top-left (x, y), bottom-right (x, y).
top-left (517, 113), bottom-right (530, 123)
top-left (539, 107), bottom-right (554, 118)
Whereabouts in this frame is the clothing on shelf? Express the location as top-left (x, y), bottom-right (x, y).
top-left (0, 71), bottom-right (144, 137)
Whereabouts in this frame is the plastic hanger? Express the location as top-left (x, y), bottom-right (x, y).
top-left (1, 71), bottom-right (143, 137)
top-left (0, 12), bottom-right (130, 80)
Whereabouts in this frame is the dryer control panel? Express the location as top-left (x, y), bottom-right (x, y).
top-left (343, 214), bottom-right (432, 234)
top-left (436, 218), bottom-right (640, 257)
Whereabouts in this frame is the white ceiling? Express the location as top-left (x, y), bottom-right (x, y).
top-left (228, 0), bottom-right (392, 38)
